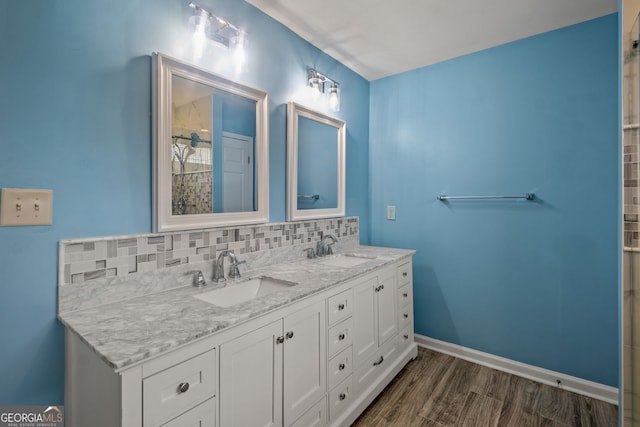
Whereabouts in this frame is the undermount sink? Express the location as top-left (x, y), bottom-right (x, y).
top-left (194, 276), bottom-right (297, 308)
top-left (317, 253), bottom-right (375, 268)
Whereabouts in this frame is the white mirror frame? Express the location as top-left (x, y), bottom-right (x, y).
top-left (286, 102), bottom-right (345, 221)
top-left (152, 53), bottom-right (269, 232)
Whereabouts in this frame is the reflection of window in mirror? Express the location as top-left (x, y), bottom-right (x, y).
top-left (297, 116), bottom-right (338, 210)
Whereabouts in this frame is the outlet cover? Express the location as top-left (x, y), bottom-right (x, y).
top-left (0, 188), bottom-right (53, 226)
top-left (386, 205), bottom-right (396, 220)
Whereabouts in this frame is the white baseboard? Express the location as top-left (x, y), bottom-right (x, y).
top-left (414, 334), bottom-right (618, 405)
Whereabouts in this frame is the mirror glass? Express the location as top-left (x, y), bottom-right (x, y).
top-left (287, 102), bottom-right (345, 221)
top-left (297, 116), bottom-right (339, 210)
top-left (154, 53), bottom-right (269, 231)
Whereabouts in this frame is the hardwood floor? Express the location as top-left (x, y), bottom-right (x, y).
top-left (352, 347), bottom-right (618, 427)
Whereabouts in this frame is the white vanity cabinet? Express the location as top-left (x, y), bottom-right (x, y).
top-left (352, 268), bottom-right (397, 367)
top-left (65, 256), bottom-right (416, 427)
top-left (219, 300), bottom-right (327, 427)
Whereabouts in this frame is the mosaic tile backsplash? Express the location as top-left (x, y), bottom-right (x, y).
top-left (59, 217), bottom-right (359, 313)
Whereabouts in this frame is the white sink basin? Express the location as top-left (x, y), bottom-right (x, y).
top-left (194, 277), bottom-right (297, 307)
top-left (317, 254), bottom-right (375, 268)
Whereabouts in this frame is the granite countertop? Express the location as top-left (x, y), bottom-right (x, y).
top-left (58, 245), bottom-right (414, 371)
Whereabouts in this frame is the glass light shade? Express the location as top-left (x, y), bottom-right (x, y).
top-left (233, 31), bottom-right (247, 72)
top-left (329, 85), bottom-right (340, 112)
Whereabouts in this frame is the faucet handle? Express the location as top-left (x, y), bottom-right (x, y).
top-left (228, 260), bottom-right (246, 279)
top-left (304, 248), bottom-right (316, 259)
top-left (188, 270), bottom-right (206, 287)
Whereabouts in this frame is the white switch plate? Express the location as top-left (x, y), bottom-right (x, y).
top-left (386, 205), bottom-right (396, 220)
top-left (0, 188), bottom-right (53, 226)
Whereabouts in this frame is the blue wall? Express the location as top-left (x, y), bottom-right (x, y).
top-left (369, 14), bottom-right (619, 386)
top-left (0, 0), bottom-right (370, 405)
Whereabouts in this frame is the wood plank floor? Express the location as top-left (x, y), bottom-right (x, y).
top-left (352, 347), bottom-right (618, 427)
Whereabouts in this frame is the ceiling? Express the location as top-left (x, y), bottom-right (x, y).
top-left (245, 0), bottom-right (618, 81)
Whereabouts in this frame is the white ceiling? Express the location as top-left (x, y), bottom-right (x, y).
top-left (246, 0), bottom-right (618, 81)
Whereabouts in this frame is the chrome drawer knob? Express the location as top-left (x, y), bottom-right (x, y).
top-left (403, 272), bottom-right (408, 277)
top-left (403, 313), bottom-right (409, 319)
top-left (338, 303), bottom-right (345, 310)
top-left (177, 382), bottom-right (190, 393)
top-left (403, 292), bottom-right (408, 297)
top-left (338, 333), bottom-right (345, 341)
top-left (339, 363), bottom-right (345, 370)
top-left (339, 393), bottom-right (346, 401)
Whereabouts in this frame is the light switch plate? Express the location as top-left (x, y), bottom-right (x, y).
top-left (386, 205), bottom-right (396, 220)
top-left (0, 188), bottom-right (53, 226)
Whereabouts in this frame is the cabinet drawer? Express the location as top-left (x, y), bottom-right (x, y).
top-left (353, 339), bottom-right (398, 397)
top-left (328, 317), bottom-right (353, 358)
top-left (329, 376), bottom-right (353, 423)
top-left (397, 325), bottom-right (414, 351)
top-left (289, 396), bottom-right (327, 427)
top-left (161, 397), bottom-right (215, 427)
top-left (398, 306), bottom-right (413, 331)
top-left (328, 346), bottom-right (353, 390)
top-left (143, 349), bottom-right (216, 427)
top-left (327, 289), bottom-right (353, 325)
top-left (397, 262), bottom-right (412, 287)
top-left (397, 283), bottom-right (412, 309)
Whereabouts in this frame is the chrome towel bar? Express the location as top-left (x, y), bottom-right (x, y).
top-left (298, 194), bottom-right (320, 200)
top-left (437, 193), bottom-right (534, 201)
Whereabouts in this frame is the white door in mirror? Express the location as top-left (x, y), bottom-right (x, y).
top-left (0, 188), bottom-right (53, 226)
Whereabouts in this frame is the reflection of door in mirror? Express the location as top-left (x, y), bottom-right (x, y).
top-left (297, 116), bottom-right (338, 210)
top-left (221, 132), bottom-right (254, 212)
top-left (171, 75), bottom-right (257, 215)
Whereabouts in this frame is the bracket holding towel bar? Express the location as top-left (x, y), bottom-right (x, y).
top-left (437, 193), bottom-right (534, 201)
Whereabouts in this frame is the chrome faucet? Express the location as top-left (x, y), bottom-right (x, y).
top-left (213, 250), bottom-right (245, 282)
top-left (317, 234), bottom-right (337, 257)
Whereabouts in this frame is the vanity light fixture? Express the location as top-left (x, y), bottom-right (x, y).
top-left (189, 2), bottom-right (247, 67)
top-left (307, 68), bottom-right (340, 112)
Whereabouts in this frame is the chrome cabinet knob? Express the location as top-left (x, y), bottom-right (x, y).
top-left (276, 336), bottom-right (285, 344)
top-left (338, 333), bottom-right (345, 341)
top-left (339, 393), bottom-right (346, 401)
top-left (286, 331), bottom-right (294, 339)
top-left (177, 382), bottom-right (190, 393)
top-left (338, 303), bottom-right (345, 310)
top-left (339, 363), bottom-right (345, 370)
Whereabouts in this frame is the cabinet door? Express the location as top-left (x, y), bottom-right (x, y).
top-left (283, 300), bottom-right (326, 426)
top-left (220, 319), bottom-right (283, 427)
top-left (352, 277), bottom-right (378, 367)
top-left (376, 270), bottom-right (397, 346)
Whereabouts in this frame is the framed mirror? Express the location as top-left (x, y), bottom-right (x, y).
top-left (153, 53), bottom-right (269, 231)
top-left (286, 102), bottom-right (345, 221)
